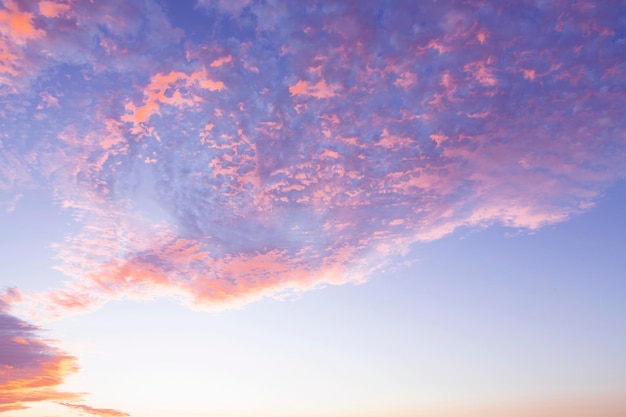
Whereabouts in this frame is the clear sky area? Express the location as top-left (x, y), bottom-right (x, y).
top-left (1, 1), bottom-right (625, 416)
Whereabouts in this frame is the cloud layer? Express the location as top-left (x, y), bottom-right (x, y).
top-left (1, 0), bottom-right (625, 317)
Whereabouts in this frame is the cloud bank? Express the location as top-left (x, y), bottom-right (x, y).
top-left (0, 299), bottom-right (78, 412)
top-left (1, 0), bottom-right (625, 317)
top-left (0, 294), bottom-right (132, 415)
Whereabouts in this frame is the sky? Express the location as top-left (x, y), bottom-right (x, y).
top-left (1, 0), bottom-right (625, 416)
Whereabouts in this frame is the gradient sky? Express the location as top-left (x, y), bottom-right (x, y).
top-left (1, 0), bottom-right (626, 416)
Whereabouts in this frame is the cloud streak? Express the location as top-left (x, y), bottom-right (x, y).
top-left (58, 402), bottom-right (131, 417)
top-left (1, 0), bottom-right (625, 317)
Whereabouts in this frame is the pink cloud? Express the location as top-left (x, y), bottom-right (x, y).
top-left (37, 91), bottom-right (60, 108)
top-left (0, 193), bottom-right (23, 213)
top-left (38, 1), bottom-right (71, 18)
top-left (0, 1), bottom-right (45, 45)
top-left (2, 0), bottom-right (624, 319)
top-left (0, 40), bottom-right (21, 77)
top-left (30, 211), bottom-right (370, 314)
top-left (289, 79), bottom-right (340, 99)
top-left (122, 69), bottom-right (225, 133)
top-left (0, 146), bottom-right (32, 192)
top-left (0, 287), bottom-right (22, 304)
top-left (210, 55), bottom-right (233, 67)
top-left (464, 59), bottom-right (498, 86)
top-left (58, 402), bottom-right (130, 417)
top-left (393, 71), bottom-right (418, 89)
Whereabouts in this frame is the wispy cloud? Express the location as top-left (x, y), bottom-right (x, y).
top-left (1, 0), bottom-right (624, 319)
top-left (0, 193), bottom-right (22, 213)
top-left (58, 402), bottom-right (130, 417)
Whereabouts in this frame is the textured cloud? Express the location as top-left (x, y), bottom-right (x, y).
top-left (2, 0), bottom-right (625, 315)
top-left (0, 300), bottom-right (79, 412)
top-left (0, 0), bottom-right (45, 45)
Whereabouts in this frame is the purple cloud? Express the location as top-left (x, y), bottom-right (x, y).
top-left (0, 295), bottom-right (133, 415)
top-left (0, 299), bottom-right (79, 412)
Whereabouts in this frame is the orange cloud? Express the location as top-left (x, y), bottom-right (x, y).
top-left (0, 302), bottom-right (80, 413)
top-left (476, 28), bottom-right (489, 44)
top-left (122, 69), bottom-right (225, 132)
top-left (0, 0), bottom-right (45, 44)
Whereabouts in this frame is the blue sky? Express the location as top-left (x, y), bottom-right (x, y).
top-left (1, 1), bottom-right (626, 416)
